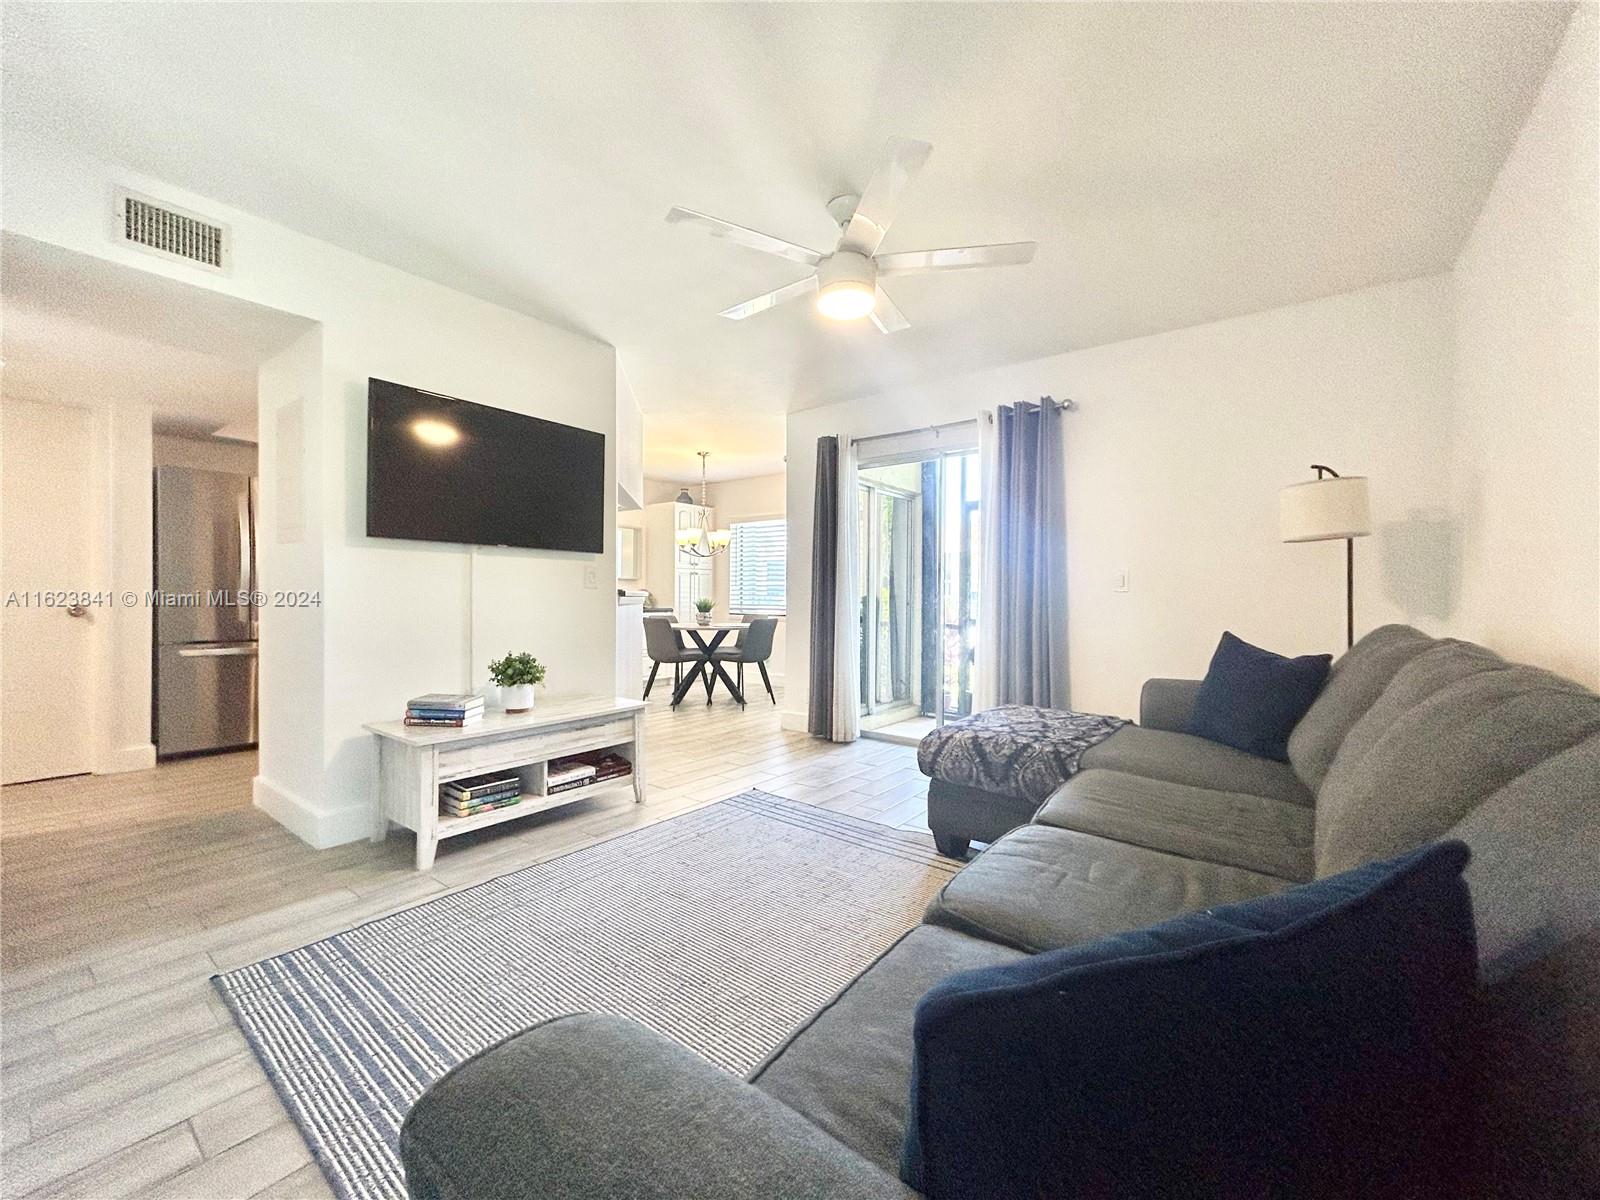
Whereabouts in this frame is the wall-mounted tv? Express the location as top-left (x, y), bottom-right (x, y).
top-left (366, 378), bottom-right (605, 553)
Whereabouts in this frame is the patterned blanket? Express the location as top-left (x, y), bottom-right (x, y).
top-left (917, 705), bottom-right (1128, 805)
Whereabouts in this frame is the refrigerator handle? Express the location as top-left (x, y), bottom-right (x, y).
top-left (248, 476), bottom-right (259, 639)
top-left (237, 487), bottom-right (251, 620)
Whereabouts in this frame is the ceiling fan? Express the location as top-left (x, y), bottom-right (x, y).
top-left (666, 136), bottom-right (1035, 334)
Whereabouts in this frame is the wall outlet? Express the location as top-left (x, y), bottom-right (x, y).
top-left (1114, 569), bottom-right (1130, 593)
top-left (583, 565), bottom-right (599, 590)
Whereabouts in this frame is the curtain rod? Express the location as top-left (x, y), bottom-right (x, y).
top-left (850, 397), bottom-right (1076, 447)
top-left (982, 395), bottom-right (1077, 424)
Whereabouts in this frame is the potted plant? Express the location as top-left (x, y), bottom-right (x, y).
top-left (694, 597), bottom-right (715, 627)
top-left (487, 651), bottom-right (546, 713)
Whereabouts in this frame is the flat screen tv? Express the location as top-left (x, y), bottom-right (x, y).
top-left (366, 378), bottom-right (605, 552)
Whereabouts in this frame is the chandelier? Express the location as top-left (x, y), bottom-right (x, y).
top-left (675, 451), bottom-right (732, 558)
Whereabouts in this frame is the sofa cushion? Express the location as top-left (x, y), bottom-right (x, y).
top-left (922, 823), bottom-right (1288, 953)
top-left (1286, 623), bottom-right (1435, 790)
top-left (748, 923), bottom-right (1025, 1174)
top-left (1080, 724), bottom-right (1313, 807)
top-left (1036, 769), bottom-right (1314, 881)
top-left (1450, 732), bottom-right (1600, 1196)
top-left (1314, 663), bottom-right (1600, 876)
top-left (1449, 729), bottom-right (1600, 982)
top-left (1319, 638), bottom-right (1506, 780)
top-left (902, 841), bottom-right (1480, 1200)
top-left (1183, 631), bottom-right (1331, 761)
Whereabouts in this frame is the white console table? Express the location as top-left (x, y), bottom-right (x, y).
top-left (366, 695), bottom-right (647, 870)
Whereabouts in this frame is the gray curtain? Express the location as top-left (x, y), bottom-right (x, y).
top-left (991, 400), bottom-right (1069, 707)
top-left (807, 436), bottom-right (839, 736)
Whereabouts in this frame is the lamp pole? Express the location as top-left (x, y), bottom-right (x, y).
top-left (1310, 464), bottom-right (1355, 650)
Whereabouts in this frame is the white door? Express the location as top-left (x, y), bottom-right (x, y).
top-left (2, 398), bottom-right (96, 783)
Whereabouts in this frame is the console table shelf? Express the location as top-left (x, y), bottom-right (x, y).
top-left (366, 695), bottom-right (647, 869)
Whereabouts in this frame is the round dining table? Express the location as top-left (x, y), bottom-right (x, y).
top-left (669, 621), bottom-right (750, 707)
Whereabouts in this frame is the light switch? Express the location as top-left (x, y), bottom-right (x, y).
top-left (584, 566), bottom-right (599, 590)
top-left (1114, 569), bottom-right (1130, 593)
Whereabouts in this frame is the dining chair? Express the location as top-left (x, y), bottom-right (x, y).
top-left (712, 616), bottom-right (778, 706)
top-left (643, 616), bottom-right (697, 698)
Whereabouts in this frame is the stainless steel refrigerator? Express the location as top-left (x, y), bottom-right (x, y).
top-left (154, 466), bottom-right (259, 757)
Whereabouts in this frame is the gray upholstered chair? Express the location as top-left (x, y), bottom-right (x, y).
top-left (643, 616), bottom-right (696, 699)
top-left (713, 617), bottom-right (778, 706)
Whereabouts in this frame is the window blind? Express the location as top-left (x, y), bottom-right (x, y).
top-left (729, 518), bottom-right (787, 615)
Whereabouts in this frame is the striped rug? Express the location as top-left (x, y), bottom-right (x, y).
top-left (214, 790), bottom-right (960, 1200)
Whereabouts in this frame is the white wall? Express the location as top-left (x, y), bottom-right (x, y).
top-left (785, 275), bottom-right (1456, 725)
top-left (707, 472), bottom-right (787, 682)
top-left (1448, 3), bottom-right (1600, 689)
top-left (4, 142), bottom-right (618, 846)
top-left (256, 328), bottom-right (326, 817)
top-left (616, 362), bottom-right (644, 511)
top-left (90, 404), bottom-right (157, 773)
top-left (154, 433), bottom-right (258, 474)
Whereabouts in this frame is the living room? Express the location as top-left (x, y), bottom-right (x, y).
top-left (1, 3), bottom-right (1596, 1198)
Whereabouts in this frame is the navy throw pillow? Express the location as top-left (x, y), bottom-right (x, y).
top-left (1184, 631), bottom-right (1331, 760)
top-left (901, 841), bottom-right (1479, 1200)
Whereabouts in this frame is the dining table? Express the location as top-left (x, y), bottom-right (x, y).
top-left (669, 620), bottom-right (750, 707)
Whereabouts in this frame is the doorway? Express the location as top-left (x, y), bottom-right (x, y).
top-left (857, 448), bottom-right (981, 742)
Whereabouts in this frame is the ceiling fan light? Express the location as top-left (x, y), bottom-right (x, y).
top-left (816, 281), bottom-right (877, 321)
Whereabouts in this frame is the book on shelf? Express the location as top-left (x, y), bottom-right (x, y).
top-left (546, 763), bottom-right (597, 786)
top-left (408, 707), bottom-right (484, 721)
top-left (544, 751), bottom-right (632, 794)
top-left (405, 716), bottom-right (480, 727)
top-left (559, 750), bottom-right (633, 778)
top-left (443, 785), bottom-right (520, 807)
top-left (442, 773), bottom-right (523, 801)
top-left (443, 794), bottom-right (522, 817)
top-left (546, 775), bottom-right (600, 795)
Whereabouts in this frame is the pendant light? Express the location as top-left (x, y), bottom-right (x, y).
top-left (675, 451), bottom-right (733, 558)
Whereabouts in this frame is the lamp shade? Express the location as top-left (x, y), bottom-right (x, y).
top-left (1280, 476), bottom-right (1371, 542)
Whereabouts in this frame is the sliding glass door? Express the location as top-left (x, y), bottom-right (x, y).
top-left (858, 475), bottom-right (918, 716)
top-left (857, 449), bottom-right (980, 732)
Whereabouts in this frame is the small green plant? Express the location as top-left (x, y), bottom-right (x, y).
top-left (694, 597), bottom-right (715, 614)
top-left (486, 651), bottom-right (547, 688)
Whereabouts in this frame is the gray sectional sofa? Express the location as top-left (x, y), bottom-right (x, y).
top-left (400, 625), bottom-right (1599, 1199)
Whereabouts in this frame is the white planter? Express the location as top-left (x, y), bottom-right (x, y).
top-left (695, 611), bottom-right (712, 627)
top-left (502, 683), bottom-right (537, 713)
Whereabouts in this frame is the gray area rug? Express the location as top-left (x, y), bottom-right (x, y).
top-left (214, 790), bottom-right (959, 1200)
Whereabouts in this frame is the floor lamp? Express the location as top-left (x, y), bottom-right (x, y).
top-left (1280, 466), bottom-right (1372, 649)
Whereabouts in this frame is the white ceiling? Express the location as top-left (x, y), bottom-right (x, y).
top-left (0, 3), bottom-right (1573, 470)
top-left (1, 236), bottom-right (312, 434)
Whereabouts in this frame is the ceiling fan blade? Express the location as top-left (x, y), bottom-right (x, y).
top-left (666, 206), bottom-right (823, 267)
top-left (718, 275), bottom-right (819, 320)
top-left (874, 242), bottom-right (1037, 276)
top-left (870, 286), bottom-right (910, 334)
top-left (839, 136), bottom-right (933, 257)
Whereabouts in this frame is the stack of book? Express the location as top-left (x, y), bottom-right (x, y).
top-left (441, 771), bottom-right (523, 818)
top-left (405, 693), bottom-right (484, 728)
top-left (546, 751), bottom-right (632, 795)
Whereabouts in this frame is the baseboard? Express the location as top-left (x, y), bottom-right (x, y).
top-left (253, 774), bottom-right (372, 849)
top-left (779, 708), bottom-right (809, 733)
top-left (95, 742), bottom-right (156, 774)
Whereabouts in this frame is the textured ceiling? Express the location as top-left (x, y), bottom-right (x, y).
top-left (0, 2), bottom-right (1572, 471)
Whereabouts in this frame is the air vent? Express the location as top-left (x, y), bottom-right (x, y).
top-left (112, 189), bottom-right (231, 272)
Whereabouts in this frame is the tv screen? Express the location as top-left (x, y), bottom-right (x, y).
top-left (366, 378), bottom-right (606, 552)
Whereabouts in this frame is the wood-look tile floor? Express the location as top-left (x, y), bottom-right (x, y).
top-left (0, 686), bottom-right (927, 1199)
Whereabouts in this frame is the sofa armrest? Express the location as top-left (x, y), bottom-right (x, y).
top-left (1139, 678), bottom-right (1203, 732)
top-left (399, 1013), bottom-right (917, 1200)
